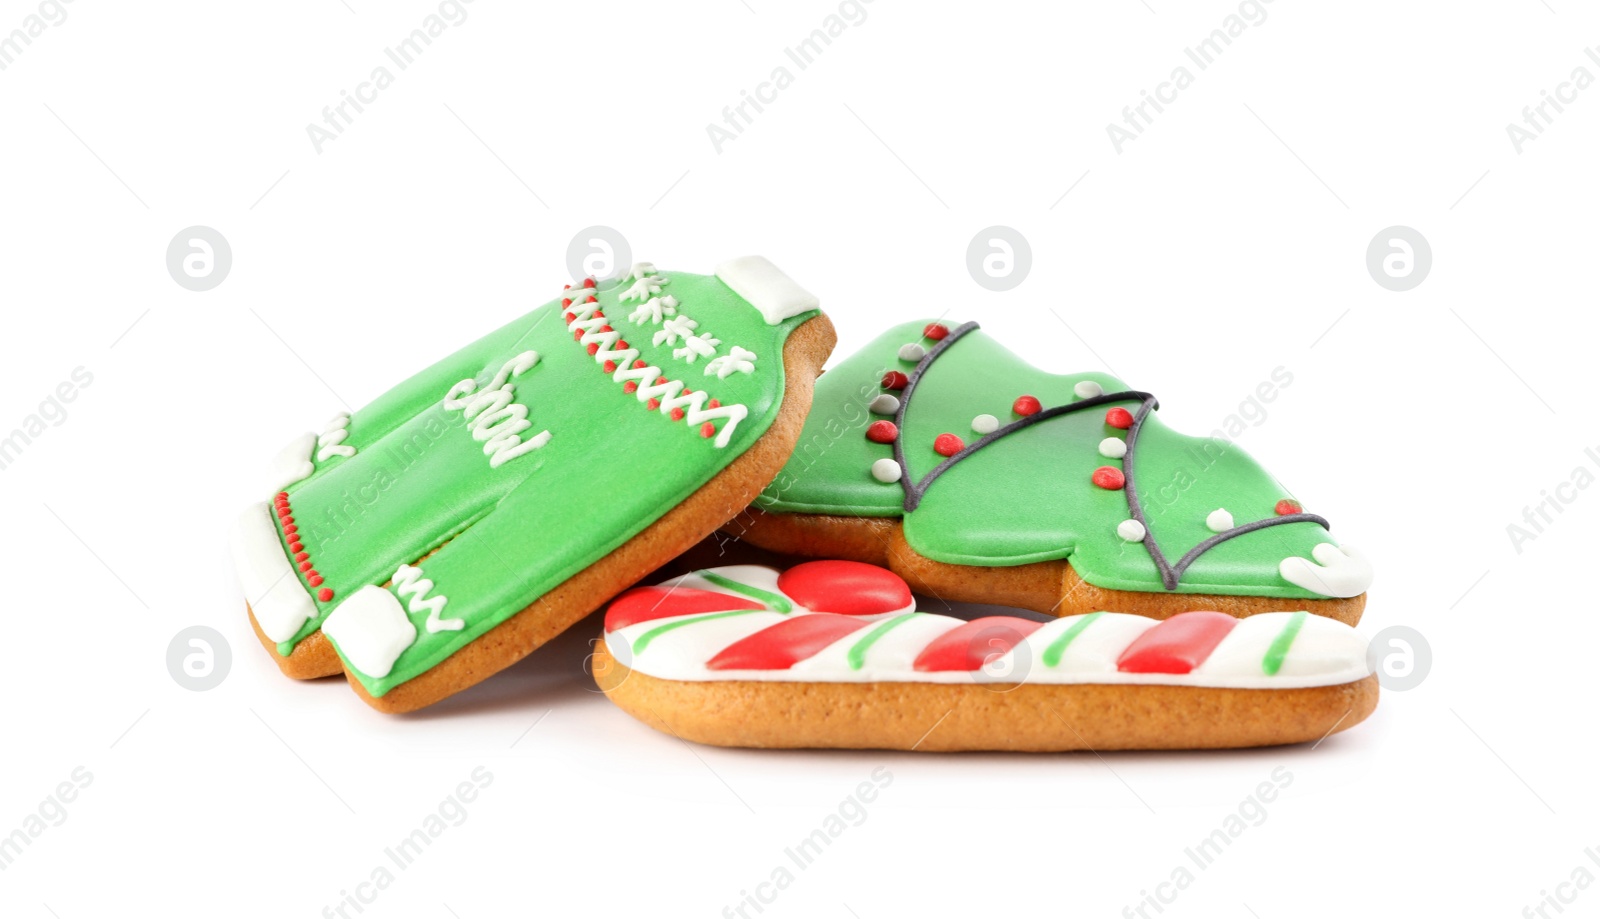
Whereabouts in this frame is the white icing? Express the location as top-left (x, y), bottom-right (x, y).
top-left (229, 503), bottom-right (317, 644)
top-left (1074, 380), bottom-right (1104, 399)
top-left (871, 458), bottom-right (903, 483)
top-left (267, 433), bottom-right (317, 492)
top-left (714, 256), bottom-right (819, 326)
top-left (971, 413), bottom-right (999, 435)
top-left (442, 352), bottom-right (550, 467)
top-left (619, 271), bottom-right (668, 303)
top-left (608, 605), bottom-right (1371, 689)
top-left (1205, 508), bottom-right (1234, 532)
top-left (628, 294), bottom-right (678, 326)
top-left (315, 413), bottom-right (356, 462)
top-left (623, 262), bottom-right (657, 283)
top-left (898, 343), bottom-right (926, 363)
top-left (705, 346), bottom-right (758, 379)
top-left (1098, 437), bottom-right (1127, 459)
top-left (869, 394), bottom-right (900, 415)
top-left (653, 315), bottom-right (699, 348)
top-left (1116, 519), bottom-right (1146, 541)
top-left (673, 332), bottom-right (720, 363)
top-left (1279, 543), bottom-right (1373, 598)
top-left (322, 585), bottom-right (418, 679)
top-left (392, 564), bottom-right (463, 632)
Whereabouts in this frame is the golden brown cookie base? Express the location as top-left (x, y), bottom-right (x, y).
top-left (727, 508), bottom-right (1365, 625)
top-left (269, 314), bottom-right (835, 712)
top-left (592, 641), bottom-right (1377, 752)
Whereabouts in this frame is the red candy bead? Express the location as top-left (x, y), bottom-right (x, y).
top-left (646, 398), bottom-right (660, 410)
top-left (583, 278), bottom-right (595, 288)
top-left (1012, 395), bottom-right (1041, 416)
top-left (865, 420), bottom-right (898, 444)
top-left (598, 324), bottom-right (613, 333)
top-left (776, 560), bottom-right (915, 616)
top-left (283, 524), bottom-right (297, 536)
top-left (617, 340), bottom-right (629, 351)
top-left (1092, 466), bottom-right (1126, 489)
top-left (308, 574), bottom-right (324, 587)
top-left (633, 359), bottom-right (647, 369)
top-left (573, 329), bottom-right (584, 342)
top-left (881, 371), bottom-right (909, 390)
top-left (586, 343), bottom-right (600, 356)
top-left (708, 398), bottom-right (721, 408)
top-left (563, 311), bottom-right (575, 323)
top-left (934, 433), bottom-right (964, 456)
top-left (1105, 407), bottom-right (1134, 429)
top-left (299, 560), bottom-right (313, 572)
top-left (623, 381), bottom-right (638, 394)
top-left (318, 588), bottom-right (334, 602)
top-left (602, 360), bottom-right (617, 373)
top-left (922, 323), bottom-right (950, 341)
top-left (700, 422), bottom-right (716, 438)
top-left (670, 408), bottom-right (685, 421)
top-left (288, 541), bottom-right (303, 554)
top-left (1275, 499), bottom-right (1303, 516)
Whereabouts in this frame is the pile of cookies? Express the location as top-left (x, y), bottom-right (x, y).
top-left (230, 257), bottom-right (1377, 751)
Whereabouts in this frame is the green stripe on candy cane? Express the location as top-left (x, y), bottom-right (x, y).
top-left (1261, 611), bottom-right (1308, 676)
top-left (845, 613), bottom-right (917, 670)
top-left (695, 570), bottom-right (793, 613)
top-left (1039, 611), bottom-right (1105, 668)
top-left (630, 609), bottom-right (768, 655)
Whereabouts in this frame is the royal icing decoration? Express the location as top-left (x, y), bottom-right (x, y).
top-left (267, 433), bottom-right (318, 493)
top-left (322, 585), bottom-right (418, 679)
top-left (869, 394), bottom-right (900, 415)
top-left (442, 351), bottom-right (551, 468)
top-left (391, 564), bottom-right (462, 633)
top-left (714, 255), bottom-right (820, 326)
top-left (758, 320), bottom-right (1368, 601)
top-left (316, 413), bottom-right (357, 462)
top-left (230, 502), bottom-right (318, 643)
top-left (898, 343), bottom-right (926, 363)
top-left (605, 565), bottom-right (1370, 689)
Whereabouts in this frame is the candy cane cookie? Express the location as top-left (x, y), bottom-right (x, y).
top-left (592, 562), bottom-right (1378, 751)
top-left (727, 320), bottom-right (1372, 624)
top-left (229, 257), bottom-right (835, 712)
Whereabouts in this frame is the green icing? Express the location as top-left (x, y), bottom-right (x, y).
top-left (696, 569), bottom-right (792, 613)
top-left (1261, 611), bottom-right (1307, 676)
top-left (845, 613), bottom-right (916, 669)
top-left (632, 609), bottom-right (767, 655)
top-left (758, 320), bottom-right (1337, 599)
top-left (275, 269), bottom-right (816, 695)
top-left (1039, 611), bottom-right (1104, 668)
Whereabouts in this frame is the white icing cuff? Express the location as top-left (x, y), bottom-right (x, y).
top-left (267, 432), bottom-right (317, 492)
top-left (229, 502), bottom-right (317, 644)
top-left (714, 256), bottom-right (819, 326)
top-left (322, 585), bottom-right (418, 679)
top-left (1279, 543), bottom-right (1373, 598)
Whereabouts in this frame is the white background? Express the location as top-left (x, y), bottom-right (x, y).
top-left (2, 0), bottom-right (1597, 916)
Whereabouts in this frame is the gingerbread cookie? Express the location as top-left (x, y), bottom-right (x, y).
top-left (728, 321), bottom-right (1371, 623)
top-left (229, 257), bottom-right (836, 712)
top-left (592, 562), bottom-right (1377, 751)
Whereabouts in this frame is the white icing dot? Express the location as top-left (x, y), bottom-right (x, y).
top-left (1098, 437), bottom-right (1127, 459)
top-left (1206, 508), bottom-right (1234, 533)
top-left (871, 458), bottom-right (903, 483)
top-left (869, 394), bottom-right (900, 415)
top-left (1074, 380), bottom-right (1103, 399)
top-left (1117, 519), bottom-right (1146, 542)
top-left (897, 343), bottom-right (926, 363)
top-left (971, 413), bottom-right (999, 435)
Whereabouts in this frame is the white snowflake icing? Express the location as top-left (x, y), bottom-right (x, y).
top-left (620, 273), bottom-right (668, 302)
top-left (705, 346), bottom-right (758, 379)
top-left (674, 332), bottom-right (721, 363)
top-left (653, 315), bottom-right (700, 347)
top-left (628, 294), bottom-right (678, 326)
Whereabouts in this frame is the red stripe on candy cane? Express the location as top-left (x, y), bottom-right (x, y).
top-left (913, 616), bottom-right (1045, 672)
top-left (707, 615), bottom-right (872, 671)
top-left (1116, 611), bottom-right (1237, 674)
top-left (605, 586), bottom-right (763, 631)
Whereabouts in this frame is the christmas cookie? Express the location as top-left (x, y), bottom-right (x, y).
top-left (591, 563), bottom-right (1378, 751)
top-left (731, 320), bottom-right (1371, 623)
top-left (229, 257), bottom-right (836, 712)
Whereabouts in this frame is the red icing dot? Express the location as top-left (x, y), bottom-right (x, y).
top-left (599, 324), bottom-right (613, 333)
top-left (623, 381), bottom-right (638, 394)
top-left (700, 422), bottom-right (716, 438)
top-left (563, 311), bottom-right (575, 323)
top-left (922, 322), bottom-right (950, 341)
top-left (881, 371), bottom-right (909, 390)
top-left (283, 524), bottom-right (297, 536)
top-left (708, 615), bottom-right (872, 671)
top-left (776, 561), bottom-right (914, 616)
top-left (573, 330), bottom-right (584, 342)
top-left (583, 278), bottom-right (595, 288)
top-left (1105, 407), bottom-right (1134, 429)
top-left (670, 408), bottom-right (685, 421)
top-left (1275, 499), bottom-right (1303, 516)
top-left (293, 550), bottom-right (309, 562)
top-left (934, 433), bottom-right (964, 456)
top-left (281, 516), bottom-right (294, 527)
top-left (681, 389), bottom-right (693, 396)
top-left (308, 574), bottom-right (324, 587)
top-left (656, 377), bottom-right (667, 386)
top-left (298, 560), bottom-right (313, 572)
top-left (289, 541), bottom-right (304, 554)
top-left (275, 491), bottom-right (289, 501)
top-left (586, 342), bottom-right (600, 356)
top-left (1012, 395), bottom-right (1042, 416)
top-left (646, 398), bottom-right (660, 410)
top-left (602, 360), bottom-right (617, 373)
top-left (1116, 611), bottom-right (1237, 674)
top-left (865, 420), bottom-right (898, 444)
top-left (1092, 466), bottom-right (1125, 489)
top-left (617, 340), bottom-right (629, 351)
top-left (317, 588), bottom-right (334, 602)
top-left (709, 398), bottom-right (721, 408)
top-left (633, 359), bottom-right (647, 369)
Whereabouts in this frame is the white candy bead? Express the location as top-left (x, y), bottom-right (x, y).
top-left (1074, 381), bottom-right (1103, 399)
top-left (1098, 437), bottom-right (1127, 459)
top-left (1117, 519), bottom-right (1146, 541)
top-left (1206, 508), bottom-right (1234, 533)
top-left (869, 394), bottom-right (900, 415)
top-left (871, 458), bottom-right (903, 483)
top-left (971, 413), bottom-right (999, 435)
top-left (897, 343), bottom-right (926, 363)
